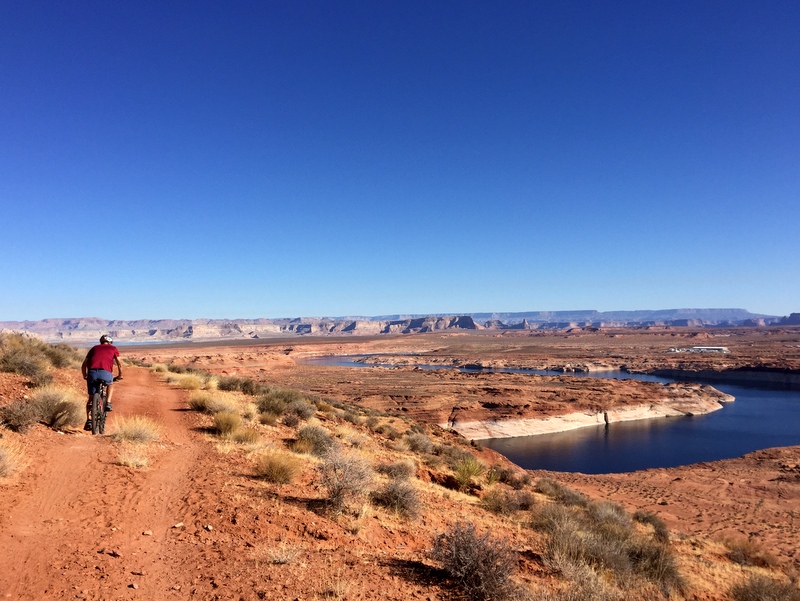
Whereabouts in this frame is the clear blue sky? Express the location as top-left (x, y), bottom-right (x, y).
top-left (1, 1), bottom-right (798, 320)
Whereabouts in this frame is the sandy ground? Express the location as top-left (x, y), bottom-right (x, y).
top-left (1, 330), bottom-right (799, 600)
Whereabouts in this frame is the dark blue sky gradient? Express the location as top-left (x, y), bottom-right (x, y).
top-left (1, 1), bottom-right (798, 319)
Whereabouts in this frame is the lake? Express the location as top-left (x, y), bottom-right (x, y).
top-left (300, 356), bottom-right (800, 474)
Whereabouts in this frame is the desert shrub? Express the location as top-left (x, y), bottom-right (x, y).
top-left (0, 439), bottom-right (25, 477)
top-left (371, 479), bottom-right (420, 517)
top-left (282, 413), bottom-right (300, 428)
top-left (47, 399), bottom-right (84, 431)
top-left (255, 450), bottom-right (303, 484)
top-left (365, 416), bottom-right (380, 430)
top-left (406, 432), bottom-right (434, 454)
top-left (217, 375), bottom-right (263, 396)
top-left (376, 460), bottom-right (415, 480)
top-left (633, 510), bottom-right (670, 543)
top-left (232, 427), bottom-right (260, 444)
top-left (256, 394), bottom-right (287, 416)
top-left (626, 537), bottom-right (683, 593)
top-left (0, 349), bottom-right (49, 382)
top-left (340, 410), bottom-right (363, 425)
top-left (534, 477), bottom-right (588, 507)
top-left (259, 412), bottom-right (278, 426)
top-left (431, 522), bottom-right (519, 601)
top-left (213, 411), bottom-right (242, 437)
top-left (318, 449), bottom-right (374, 513)
top-left (0, 398), bottom-right (40, 432)
top-left (0, 333), bottom-right (49, 377)
top-left (41, 343), bottom-right (82, 368)
top-left (111, 415), bottom-right (161, 443)
top-left (294, 425), bottom-right (334, 456)
top-left (454, 455), bottom-right (486, 491)
top-left (165, 373), bottom-right (204, 390)
top-left (492, 466), bottom-right (531, 490)
top-left (481, 488), bottom-right (533, 516)
top-left (435, 443), bottom-right (474, 469)
top-left (188, 390), bottom-right (240, 414)
top-left (149, 363), bottom-right (169, 373)
top-left (286, 398), bottom-right (316, 420)
top-left (531, 501), bottom-right (682, 593)
top-left (724, 537), bottom-right (779, 568)
top-left (730, 574), bottom-right (800, 601)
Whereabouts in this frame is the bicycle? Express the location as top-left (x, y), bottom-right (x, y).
top-left (88, 376), bottom-right (120, 435)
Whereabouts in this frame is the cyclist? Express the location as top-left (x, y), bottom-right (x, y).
top-left (81, 334), bottom-right (123, 431)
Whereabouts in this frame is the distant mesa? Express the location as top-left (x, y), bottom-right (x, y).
top-left (0, 308), bottom-right (792, 345)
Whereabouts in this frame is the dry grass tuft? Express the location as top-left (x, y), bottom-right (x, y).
top-left (255, 450), bottom-right (304, 484)
top-left (232, 427), bottom-right (261, 445)
top-left (0, 439), bottom-right (26, 477)
top-left (724, 537), bottom-right (779, 568)
top-left (117, 444), bottom-right (150, 468)
top-left (111, 415), bottom-right (162, 443)
top-left (213, 411), bottom-right (242, 437)
top-left (188, 390), bottom-right (241, 414)
top-left (729, 574), bottom-right (800, 601)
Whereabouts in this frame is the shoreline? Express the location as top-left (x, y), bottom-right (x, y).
top-left (448, 395), bottom-right (732, 440)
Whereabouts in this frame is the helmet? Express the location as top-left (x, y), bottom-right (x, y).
top-left (100, 334), bottom-right (113, 344)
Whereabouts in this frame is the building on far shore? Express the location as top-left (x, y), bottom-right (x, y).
top-left (669, 346), bottom-right (731, 354)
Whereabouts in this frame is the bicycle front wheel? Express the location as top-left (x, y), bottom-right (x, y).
top-left (91, 393), bottom-right (102, 435)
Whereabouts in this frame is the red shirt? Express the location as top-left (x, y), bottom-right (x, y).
top-left (86, 344), bottom-right (120, 372)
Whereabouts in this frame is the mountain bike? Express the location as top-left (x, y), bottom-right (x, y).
top-left (88, 376), bottom-right (120, 435)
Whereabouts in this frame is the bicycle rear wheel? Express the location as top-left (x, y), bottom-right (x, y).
top-left (91, 393), bottom-right (102, 435)
top-left (98, 392), bottom-right (107, 435)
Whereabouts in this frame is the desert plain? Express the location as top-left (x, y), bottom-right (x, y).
top-left (1, 326), bottom-right (799, 600)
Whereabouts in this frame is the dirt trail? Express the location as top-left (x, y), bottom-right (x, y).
top-left (0, 367), bottom-right (203, 600)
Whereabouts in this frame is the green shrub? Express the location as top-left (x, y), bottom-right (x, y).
top-left (730, 574), bottom-right (800, 601)
top-left (318, 449), bottom-right (374, 513)
top-left (371, 479), bottom-right (420, 518)
top-left (431, 522), bottom-right (519, 601)
top-left (454, 455), bottom-right (486, 491)
top-left (255, 450), bottom-right (303, 484)
top-left (1, 386), bottom-right (82, 432)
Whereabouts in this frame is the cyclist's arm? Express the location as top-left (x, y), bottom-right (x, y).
top-left (114, 356), bottom-right (123, 379)
top-left (81, 355), bottom-right (89, 380)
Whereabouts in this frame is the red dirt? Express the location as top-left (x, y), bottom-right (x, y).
top-left (2, 331), bottom-right (800, 600)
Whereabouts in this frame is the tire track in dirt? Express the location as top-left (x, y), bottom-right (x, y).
top-left (0, 366), bottom-right (204, 600)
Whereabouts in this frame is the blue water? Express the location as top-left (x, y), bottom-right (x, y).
top-left (299, 356), bottom-right (800, 474)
